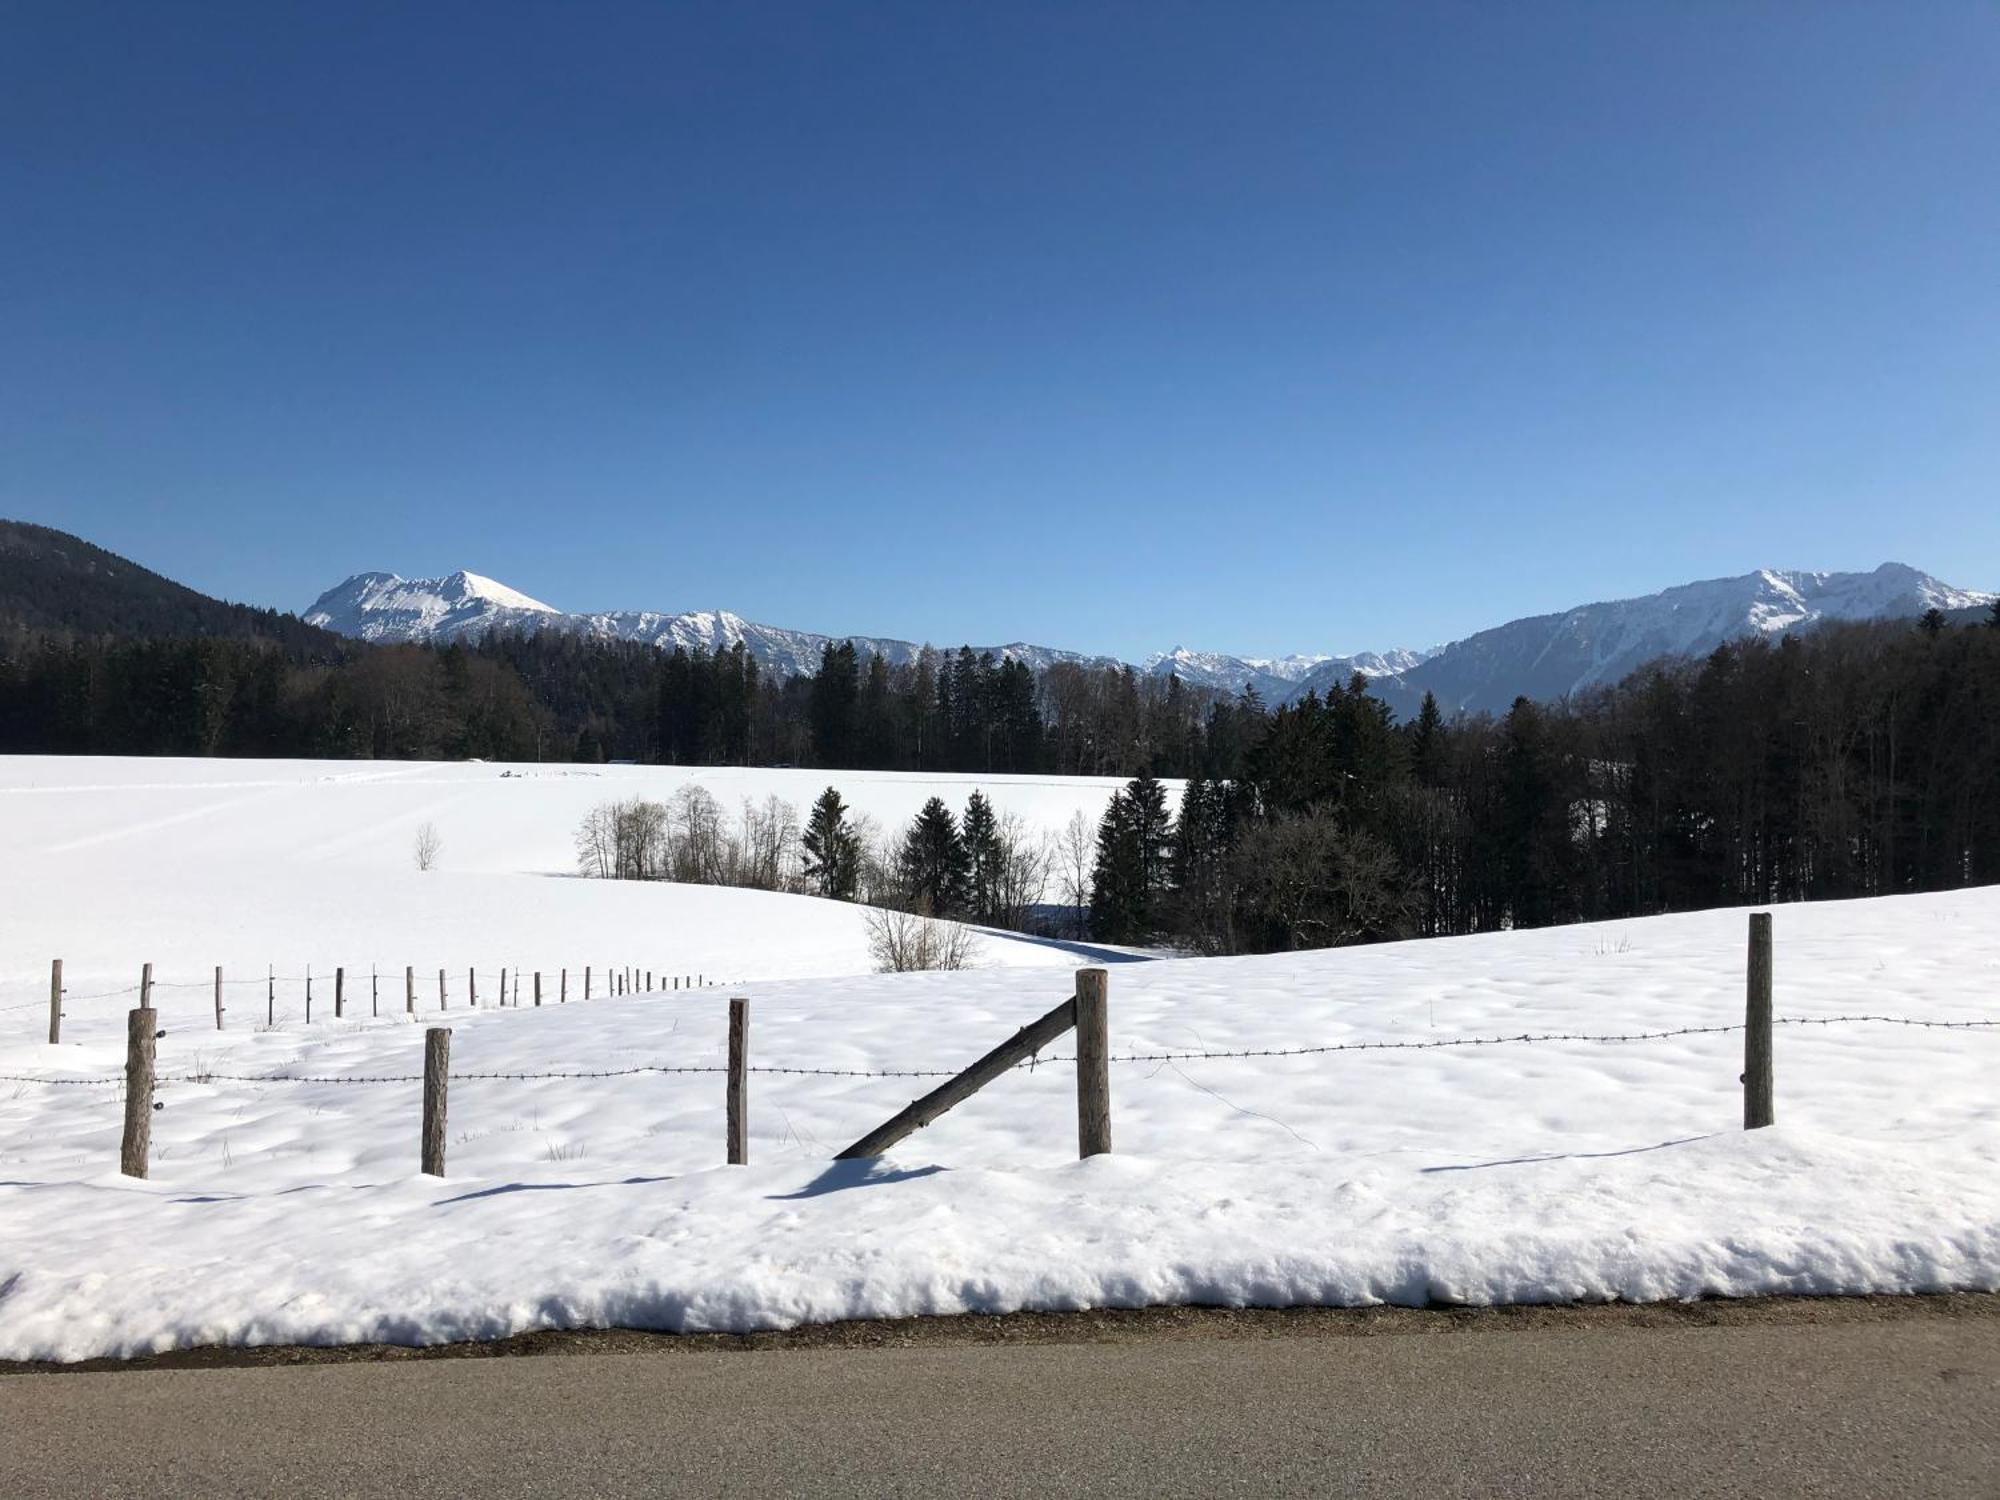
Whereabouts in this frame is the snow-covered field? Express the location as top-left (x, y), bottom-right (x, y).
top-left (2, 757), bottom-right (1998, 1362)
top-left (0, 755), bottom-right (1139, 1005)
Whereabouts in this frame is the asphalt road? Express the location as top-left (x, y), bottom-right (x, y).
top-left (3, 1314), bottom-right (1996, 1498)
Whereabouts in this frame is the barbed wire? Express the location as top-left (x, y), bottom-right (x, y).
top-left (3, 1011), bottom-right (1993, 1089)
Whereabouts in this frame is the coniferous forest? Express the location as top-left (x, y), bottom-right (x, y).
top-left (4, 596), bottom-right (1999, 954)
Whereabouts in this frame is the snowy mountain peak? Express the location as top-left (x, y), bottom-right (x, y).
top-left (305, 561), bottom-right (1992, 719)
top-left (303, 570), bottom-right (558, 642)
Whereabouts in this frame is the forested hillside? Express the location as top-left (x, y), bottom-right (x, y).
top-left (0, 520), bottom-right (341, 650)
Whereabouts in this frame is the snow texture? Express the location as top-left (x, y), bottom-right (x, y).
top-left (1, 757), bottom-right (1997, 1362)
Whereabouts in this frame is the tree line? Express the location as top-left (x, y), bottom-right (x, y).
top-left (1089, 606), bottom-right (2000, 952)
top-left (0, 621), bottom-right (1248, 779)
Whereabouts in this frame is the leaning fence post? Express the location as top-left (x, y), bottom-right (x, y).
top-left (406, 965), bottom-right (415, 1016)
top-left (1075, 968), bottom-right (1112, 1157)
top-left (121, 1004), bottom-right (158, 1178)
top-left (727, 997), bottom-right (749, 1165)
top-left (215, 965), bottom-right (226, 1030)
top-left (48, 958), bottom-right (62, 1045)
top-left (1744, 912), bottom-right (1774, 1129)
top-left (421, 1027), bottom-right (451, 1176)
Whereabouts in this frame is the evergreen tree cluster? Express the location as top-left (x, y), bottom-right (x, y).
top-left (1083, 615), bottom-right (2000, 953)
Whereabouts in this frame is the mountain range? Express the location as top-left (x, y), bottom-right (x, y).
top-left (305, 562), bottom-right (1993, 718)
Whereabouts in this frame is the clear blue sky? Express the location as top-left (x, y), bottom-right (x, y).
top-left (3, 2), bottom-right (1995, 659)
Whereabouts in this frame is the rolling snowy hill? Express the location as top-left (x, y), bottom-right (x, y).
top-left (306, 561), bottom-right (1991, 718)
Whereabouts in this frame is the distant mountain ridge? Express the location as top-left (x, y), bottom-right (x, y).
top-left (305, 561), bottom-right (1993, 717)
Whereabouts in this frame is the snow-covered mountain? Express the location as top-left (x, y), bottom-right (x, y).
top-left (1345, 563), bottom-right (1993, 719)
top-left (305, 572), bottom-right (1119, 679)
top-left (307, 562), bottom-right (1991, 718)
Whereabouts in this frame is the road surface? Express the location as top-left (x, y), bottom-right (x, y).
top-left (3, 1310), bottom-right (1996, 1497)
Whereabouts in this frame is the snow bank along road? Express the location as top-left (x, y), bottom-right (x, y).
top-left (4, 1303), bottom-right (1996, 1498)
top-left (0, 757), bottom-right (1997, 1362)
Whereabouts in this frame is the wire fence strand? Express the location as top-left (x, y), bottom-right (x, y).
top-left (2, 1011), bottom-right (1994, 1089)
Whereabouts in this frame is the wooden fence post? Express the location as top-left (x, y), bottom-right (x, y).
top-left (267, 965), bottom-right (274, 1027)
top-left (1744, 911), bottom-right (1774, 1129)
top-left (560, 968), bottom-right (567, 1004)
top-left (421, 1027), bottom-right (451, 1177)
top-left (438, 968), bottom-right (447, 1010)
top-left (141, 961), bottom-right (153, 1010)
top-left (673, 975), bottom-right (680, 992)
top-left (121, 1004), bottom-right (157, 1178)
top-left (727, 997), bottom-right (749, 1165)
top-left (585, 965), bottom-right (592, 1000)
top-left (406, 965), bottom-right (415, 1016)
top-left (500, 966), bottom-right (508, 1008)
top-left (372, 966), bottom-right (379, 1019)
top-left (215, 965), bottom-right (226, 1030)
top-left (534, 971), bottom-right (543, 1008)
top-left (48, 958), bottom-right (62, 1046)
top-left (305, 964), bottom-right (313, 1024)
top-left (469, 967), bottom-right (477, 1008)
top-left (837, 994), bottom-right (1081, 1160)
top-left (1075, 968), bottom-right (1111, 1158)
top-left (335, 966), bottom-right (345, 1021)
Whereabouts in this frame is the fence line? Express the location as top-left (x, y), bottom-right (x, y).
top-left (4, 1010), bottom-right (1994, 1090)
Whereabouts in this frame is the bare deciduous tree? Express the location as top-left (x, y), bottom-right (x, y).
top-left (863, 906), bottom-right (983, 972)
top-left (413, 821), bottom-right (443, 872)
top-left (1056, 809), bottom-right (1095, 938)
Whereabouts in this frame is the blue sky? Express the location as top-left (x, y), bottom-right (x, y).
top-left (3, 2), bottom-right (1995, 659)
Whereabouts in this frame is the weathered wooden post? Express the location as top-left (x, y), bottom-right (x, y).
top-left (584, 965), bottom-right (592, 1000)
top-left (121, 1003), bottom-right (158, 1178)
top-left (421, 1027), bottom-right (451, 1177)
top-left (1744, 911), bottom-right (1774, 1129)
top-left (140, 961), bottom-right (153, 1011)
top-left (267, 964), bottom-right (274, 1027)
top-left (406, 965), bottom-right (415, 1016)
top-left (48, 958), bottom-right (62, 1045)
top-left (1075, 968), bottom-right (1111, 1157)
top-left (468, 967), bottom-right (478, 1008)
top-left (372, 966), bottom-right (379, 1019)
top-left (214, 965), bottom-right (226, 1030)
top-left (727, 997), bottom-right (749, 1165)
top-left (438, 968), bottom-right (447, 1010)
top-left (560, 968), bottom-right (568, 1004)
top-left (534, 971), bottom-right (543, 1008)
top-left (334, 966), bottom-right (345, 1020)
top-left (500, 966), bottom-right (509, 1008)
top-left (305, 964), bottom-right (313, 1024)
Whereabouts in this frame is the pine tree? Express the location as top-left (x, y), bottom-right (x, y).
top-left (1088, 790), bottom-right (1142, 941)
top-left (898, 796), bottom-right (969, 916)
top-left (801, 786), bottom-right (860, 900)
top-left (1987, 599), bottom-right (2000, 630)
top-left (1089, 774), bottom-right (1175, 942)
top-left (1920, 607), bottom-right (1948, 638)
top-left (1409, 691), bottom-right (1445, 787)
top-left (962, 790), bottom-right (1003, 922)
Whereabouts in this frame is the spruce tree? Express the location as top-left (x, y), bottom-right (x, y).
top-left (898, 796), bottom-right (969, 916)
top-left (1088, 790), bottom-right (1142, 941)
top-left (962, 789), bottom-right (1003, 922)
top-left (801, 786), bottom-right (860, 900)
